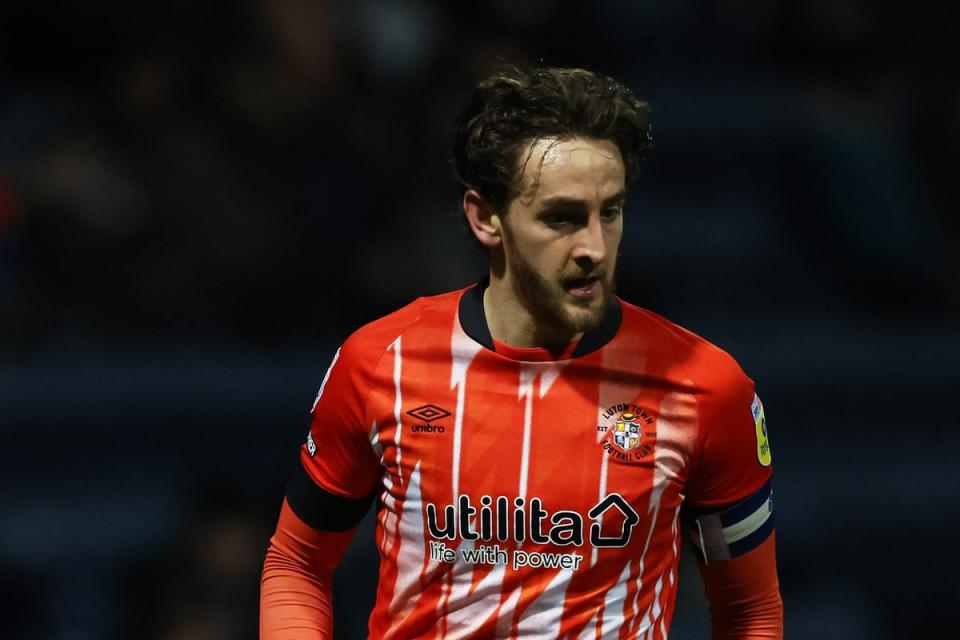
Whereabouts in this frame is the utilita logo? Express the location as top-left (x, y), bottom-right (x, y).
top-left (426, 494), bottom-right (640, 548)
top-left (407, 404), bottom-right (451, 433)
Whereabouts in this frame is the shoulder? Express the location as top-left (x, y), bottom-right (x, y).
top-left (337, 287), bottom-right (466, 367)
top-left (310, 288), bottom-right (466, 412)
top-left (617, 299), bottom-right (753, 395)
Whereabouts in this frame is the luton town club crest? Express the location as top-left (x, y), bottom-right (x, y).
top-left (598, 403), bottom-right (656, 462)
top-left (613, 413), bottom-right (643, 451)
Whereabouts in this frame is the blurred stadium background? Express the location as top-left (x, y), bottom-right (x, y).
top-left (1, 1), bottom-right (958, 638)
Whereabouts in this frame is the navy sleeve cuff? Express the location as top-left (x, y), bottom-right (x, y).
top-left (285, 461), bottom-right (376, 532)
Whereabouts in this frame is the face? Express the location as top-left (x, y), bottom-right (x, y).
top-left (500, 136), bottom-right (626, 335)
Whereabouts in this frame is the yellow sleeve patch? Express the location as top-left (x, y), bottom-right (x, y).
top-left (751, 393), bottom-right (772, 466)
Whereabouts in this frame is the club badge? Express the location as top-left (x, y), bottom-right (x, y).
top-left (598, 403), bottom-right (656, 462)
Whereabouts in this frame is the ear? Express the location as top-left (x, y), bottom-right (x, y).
top-left (463, 189), bottom-right (502, 248)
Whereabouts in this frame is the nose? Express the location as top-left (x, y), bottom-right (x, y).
top-left (571, 214), bottom-right (607, 267)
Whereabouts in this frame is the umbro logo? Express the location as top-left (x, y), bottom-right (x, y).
top-left (407, 404), bottom-right (452, 423)
top-left (407, 404), bottom-right (451, 434)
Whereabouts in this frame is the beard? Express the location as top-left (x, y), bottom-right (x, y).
top-left (507, 249), bottom-right (615, 335)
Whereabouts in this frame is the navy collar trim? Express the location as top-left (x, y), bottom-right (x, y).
top-left (458, 277), bottom-right (622, 358)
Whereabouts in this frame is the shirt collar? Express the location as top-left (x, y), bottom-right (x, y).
top-left (457, 276), bottom-right (622, 360)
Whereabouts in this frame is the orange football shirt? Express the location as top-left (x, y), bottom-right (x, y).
top-left (294, 280), bottom-right (773, 639)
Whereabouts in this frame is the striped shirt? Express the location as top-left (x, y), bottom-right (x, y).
top-left (288, 280), bottom-right (774, 639)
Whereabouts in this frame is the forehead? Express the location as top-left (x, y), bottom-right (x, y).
top-left (514, 136), bottom-right (625, 206)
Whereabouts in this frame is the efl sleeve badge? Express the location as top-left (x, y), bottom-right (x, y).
top-left (751, 393), bottom-right (772, 467)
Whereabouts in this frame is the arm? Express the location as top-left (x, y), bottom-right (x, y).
top-left (683, 354), bottom-right (783, 639)
top-left (696, 533), bottom-right (783, 639)
top-left (260, 337), bottom-right (383, 639)
top-left (685, 478), bottom-right (783, 639)
top-left (260, 499), bottom-right (357, 639)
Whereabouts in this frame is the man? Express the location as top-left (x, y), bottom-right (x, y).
top-left (260, 66), bottom-right (783, 639)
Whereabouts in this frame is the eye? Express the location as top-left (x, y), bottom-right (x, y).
top-left (542, 212), bottom-right (578, 228)
top-left (600, 207), bottom-right (622, 221)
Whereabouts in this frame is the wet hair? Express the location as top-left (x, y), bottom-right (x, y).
top-left (453, 65), bottom-right (652, 212)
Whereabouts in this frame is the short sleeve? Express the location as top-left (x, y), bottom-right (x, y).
top-left (686, 362), bottom-right (771, 509)
top-left (298, 335), bottom-right (384, 499)
top-left (683, 357), bottom-right (775, 561)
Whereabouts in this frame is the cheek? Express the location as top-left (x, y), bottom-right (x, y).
top-left (514, 233), bottom-right (563, 267)
top-left (606, 227), bottom-right (623, 258)
top-left (519, 248), bottom-right (558, 276)
top-left (543, 245), bottom-right (575, 272)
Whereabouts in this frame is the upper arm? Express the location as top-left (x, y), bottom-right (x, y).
top-left (261, 335), bottom-right (389, 640)
top-left (287, 335), bottom-right (385, 533)
top-left (682, 356), bottom-right (783, 636)
top-left (684, 357), bottom-right (775, 562)
top-left (269, 498), bottom-right (361, 569)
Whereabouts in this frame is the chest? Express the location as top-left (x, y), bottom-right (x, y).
top-left (367, 352), bottom-right (699, 543)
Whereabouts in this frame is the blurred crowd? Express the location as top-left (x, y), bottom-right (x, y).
top-left (1, 1), bottom-right (958, 639)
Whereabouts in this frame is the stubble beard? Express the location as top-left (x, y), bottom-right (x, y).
top-left (508, 249), bottom-right (615, 336)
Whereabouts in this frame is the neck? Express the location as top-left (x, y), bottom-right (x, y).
top-left (483, 271), bottom-right (582, 351)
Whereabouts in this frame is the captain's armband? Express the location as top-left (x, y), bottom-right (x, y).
top-left (684, 478), bottom-right (774, 564)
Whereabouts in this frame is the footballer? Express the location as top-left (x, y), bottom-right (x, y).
top-left (260, 66), bottom-right (783, 639)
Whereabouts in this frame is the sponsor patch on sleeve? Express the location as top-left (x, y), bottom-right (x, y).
top-left (752, 393), bottom-right (771, 467)
top-left (685, 478), bottom-right (774, 563)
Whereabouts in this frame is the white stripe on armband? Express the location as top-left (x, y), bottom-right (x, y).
top-left (686, 479), bottom-right (774, 564)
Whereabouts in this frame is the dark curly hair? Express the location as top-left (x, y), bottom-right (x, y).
top-left (453, 65), bottom-right (652, 212)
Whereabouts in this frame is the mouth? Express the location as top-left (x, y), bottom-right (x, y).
top-left (564, 276), bottom-right (602, 298)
